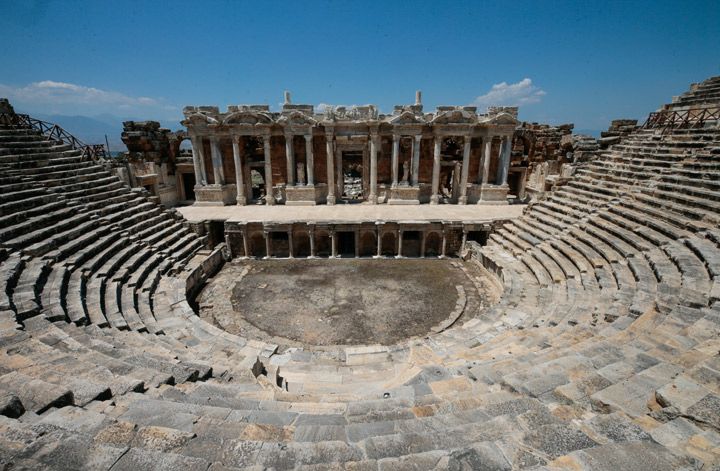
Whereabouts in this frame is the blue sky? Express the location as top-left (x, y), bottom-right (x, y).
top-left (1, 0), bottom-right (719, 139)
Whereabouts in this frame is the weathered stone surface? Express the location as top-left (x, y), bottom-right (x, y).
top-left (564, 441), bottom-right (697, 471)
top-left (110, 447), bottom-right (210, 471)
top-left (523, 424), bottom-right (598, 459)
top-left (0, 75), bottom-right (720, 470)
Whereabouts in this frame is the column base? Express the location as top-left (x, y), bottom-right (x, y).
top-left (430, 194), bottom-right (440, 205)
top-left (458, 196), bottom-right (468, 205)
top-left (477, 184), bottom-right (509, 205)
top-left (236, 196), bottom-right (247, 206)
top-left (326, 195), bottom-right (336, 205)
top-left (368, 194), bottom-right (378, 204)
top-left (388, 186), bottom-right (420, 204)
top-left (194, 184), bottom-right (237, 206)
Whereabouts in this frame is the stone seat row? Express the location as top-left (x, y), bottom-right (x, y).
top-left (2, 85), bottom-right (720, 469)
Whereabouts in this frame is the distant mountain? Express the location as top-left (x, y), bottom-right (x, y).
top-left (18, 112), bottom-right (184, 152)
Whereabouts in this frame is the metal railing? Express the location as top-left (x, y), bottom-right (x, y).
top-left (0, 112), bottom-right (109, 160)
top-left (642, 106), bottom-right (720, 130)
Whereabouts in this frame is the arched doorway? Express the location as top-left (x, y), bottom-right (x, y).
top-left (381, 232), bottom-right (396, 257)
top-left (293, 231), bottom-right (311, 258)
top-left (359, 231), bottom-right (376, 257)
top-left (402, 231), bottom-right (421, 257)
top-left (249, 232), bottom-right (266, 258)
top-left (315, 231), bottom-right (331, 257)
top-left (425, 232), bottom-right (442, 257)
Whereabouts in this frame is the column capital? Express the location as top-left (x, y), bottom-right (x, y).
top-left (414, 134), bottom-right (422, 141)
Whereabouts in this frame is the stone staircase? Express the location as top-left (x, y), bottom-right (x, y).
top-left (0, 77), bottom-right (720, 469)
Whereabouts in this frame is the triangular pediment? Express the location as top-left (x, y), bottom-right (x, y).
top-left (431, 110), bottom-right (476, 125)
top-left (388, 110), bottom-right (424, 125)
top-left (278, 111), bottom-right (317, 126)
top-left (223, 111), bottom-right (273, 125)
top-left (486, 112), bottom-right (519, 126)
top-left (182, 113), bottom-right (219, 125)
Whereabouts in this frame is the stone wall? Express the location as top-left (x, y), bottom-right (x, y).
top-left (118, 120), bottom-right (191, 206)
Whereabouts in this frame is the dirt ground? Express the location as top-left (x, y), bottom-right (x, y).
top-left (198, 258), bottom-right (484, 346)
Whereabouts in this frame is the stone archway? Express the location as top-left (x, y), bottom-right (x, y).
top-left (425, 231), bottom-right (442, 257)
top-left (315, 230), bottom-right (331, 257)
top-left (249, 232), bottom-right (266, 258)
top-left (359, 231), bottom-right (376, 257)
top-left (293, 231), bottom-right (311, 257)
top-left (381, 232), bottom-right (396, 257)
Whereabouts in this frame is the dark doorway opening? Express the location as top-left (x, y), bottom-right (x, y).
top-left (182, 173), bottom-right (196, 201)
top-left (294, 232), bottom-right (311, 257)
top-left (270, 232), bottom-right (289, 258)
top-left (337, 232), bottom-right (356, 258)
top-left (250, 233), bottom-right (266, 258)
top-left (316, 232), bottom-right (331, 257)
top-left (425, 232), bottom-right (442, 257)
top-left (359, 232), bottom-right (376, 257)
top-left (381, 232), bottom-right (396, 257)
top-left (208, 221), bottom-right (224, 249)
top-left (468, 231), bottom-right (487, 245)
top-left (402, 231), bottom-right (421, 257)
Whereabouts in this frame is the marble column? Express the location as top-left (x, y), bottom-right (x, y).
top-left (190, 136), bottom-right (207, 186)
top-left (499, 135), bottom-right (511, 186)
top-left (263, 134), bottom-right (274, 205)
top-left (461, 229), bottom-right (468, 253)
top-left (375, 228), bottom-right (382, 258)
top-left (242, 229), bottom-right (249, 258)
top-left (369, 132), bottom-right (379, 204)
top-left (391, 133), bottom-right (400, 188)
top-left (308, 229), bottom-right (316, 257)
top-left (397, 230), bottom-right (403, 258)
top-left (430, 136), bottom-right (442, 204)
top-left (411, 134), bottom-right (421, 187)
top-left (459, 135), bottom-right (472, 204)
top-left (482, 136), bottom-right (492, 184)
top-left (441, 231), bottom-right (447, 258)
top-left (330, 231), bottom-right (337, 258)
top-left (304, 134), bottom-right (314, 186)
top-left (210, 137), bottom-right (225, 185)
top-left (325, 131), bottom-right (336, 205)
top-left (264, 231), bottom-right (271, 259)
top-left (225, 233), bottom-right (233, 259)
top-left (232, 136), bottom-right (246, 205)
top-left (285, 133), bottom-right (295, 186)
top-left (287, 230), bottom-right (294, 258)
top-left (354, 231), bottom-right (360, 258)
top-left (420, 231), bottom-right (426, 258)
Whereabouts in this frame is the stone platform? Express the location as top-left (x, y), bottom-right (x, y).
top-left (177, 202), bottom-right (526, 224)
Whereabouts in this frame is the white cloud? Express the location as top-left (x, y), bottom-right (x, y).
top-left (472, 78), bottom-right (546, 109)
top-left (0, 80), bottom-right (177, 119)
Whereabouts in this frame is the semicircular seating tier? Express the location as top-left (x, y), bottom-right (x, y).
top-left (0, 77), bottom-right (719, 470)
